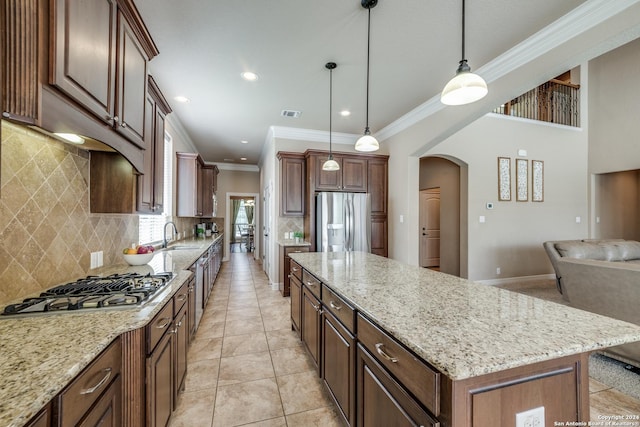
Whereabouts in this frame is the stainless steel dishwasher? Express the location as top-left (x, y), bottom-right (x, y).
top-left (189, 255), bottom-right (207, 331)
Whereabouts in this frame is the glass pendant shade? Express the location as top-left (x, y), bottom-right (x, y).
top-left (322, 156), bottom-right (340, 171)
top-left (354, 131), bottom-right (379, 152)
top-left (441, 61), bottom-right (487, 106)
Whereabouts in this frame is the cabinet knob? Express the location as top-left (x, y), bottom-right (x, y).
top-left (112, 115), bottom-right (119, 123)
top-left (120, 121), bottom-right (128, 128)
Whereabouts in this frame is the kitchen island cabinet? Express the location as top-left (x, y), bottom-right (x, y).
top-left (289, 251), bottom-right (640, 426)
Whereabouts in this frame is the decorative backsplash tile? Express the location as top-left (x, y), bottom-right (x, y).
top-left (0, 121), bottom-right (206, 305)
top-left (277, 216), bottom-right (304, 240)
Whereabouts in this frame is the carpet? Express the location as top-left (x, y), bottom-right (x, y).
top-left (589, 353), bottom-right (640, 400)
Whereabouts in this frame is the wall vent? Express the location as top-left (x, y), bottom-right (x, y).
top-left (281, 110), bottom-right (302, 118)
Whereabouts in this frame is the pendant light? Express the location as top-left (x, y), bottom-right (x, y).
top-left (322, 62), bottom-right (340, 171)
top-left (441, 0), bottom-right (488, 106)
top-left (355, 0), bottom-right (379, 152)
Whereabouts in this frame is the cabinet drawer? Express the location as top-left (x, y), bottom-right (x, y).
top-left (322, 286), bottom-right (355, 333)
top-left (147, 299), bottom-right (174, 355)
top-left (58, 337), bottom-right (122, 427)
top-left (173, 281), bottom-right (189, 312)
top-left (357, 314), bottom-right (440, 416)
top-left (284, 246), bottom-right (309, 257)
top-left (290, 260), bottom-right (303, 281)
top-left (302, 270), bottom-right (321, 299)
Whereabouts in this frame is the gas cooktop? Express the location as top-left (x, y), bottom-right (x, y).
top-left (2, 272), bottom-right (173, 315)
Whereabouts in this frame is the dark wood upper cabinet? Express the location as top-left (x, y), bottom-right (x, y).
top-left (50, 0), bottom-right (118, 126)
top-left (342, 157), bottom-right (368, 192)
top-left (278, 152), bottom-right (306, 216)
top-left (2, 0), bottom-right (159, 173)
top-left (368, 158), bottom-right (388, 215)
top-left (176, 152), bottom-right (218, 218)
top-left (114, 13), bottom-right (148, 147)
top-left (137, 76), bottom-right (171, 214)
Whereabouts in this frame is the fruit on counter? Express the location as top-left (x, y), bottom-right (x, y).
top-left (122, 245), bottom-right (155, 255)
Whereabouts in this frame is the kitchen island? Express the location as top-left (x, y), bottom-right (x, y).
top-left (0, 234), bottom-right (222, 427)
top-left (289, 251), bottom-right (640, 426)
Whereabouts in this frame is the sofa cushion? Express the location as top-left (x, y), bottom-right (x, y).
top-left (614, 241), bottom-right (640, 261)
top-left (554, 242), bottom-right (608, 260)
top-left (598, 243), bottom-right (624, 261)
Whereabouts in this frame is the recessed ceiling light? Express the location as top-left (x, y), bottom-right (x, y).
top-left (241, 140), bottom-right (249, 144)
top-left (240, 157), bottom-right (247, 161)
top-left (340, 110), bottom-right (351, 117)
top-left (54, 133), bottom-right (84, 144)
top-left (241, 72), bottom-right (258, 81)
top-left (174, 96), bottom-right (190, 103)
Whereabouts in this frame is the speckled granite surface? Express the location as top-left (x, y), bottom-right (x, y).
top-left (289, 251), bottom-right (640, 381)
top-left (277, 239), bottom-right (312, 247)
top-left (0, 235), bottom-right (223, 427)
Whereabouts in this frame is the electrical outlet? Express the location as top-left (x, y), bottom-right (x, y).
top-left (90, 251), bottom-right (104, 269)
top-left (496, 267), bottom-right (501, 275)
top-left (516, 406), bottom-right (545, 427)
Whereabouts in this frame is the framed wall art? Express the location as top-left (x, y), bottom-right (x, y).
top-left (532, 160), bottom-right (544, 202)
top-left (516, 158), bottom-right (528, 201)
top-left (498, 157), bottom-right (511, 201)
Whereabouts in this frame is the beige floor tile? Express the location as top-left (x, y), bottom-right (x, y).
top-left (266, 329), bottom-right (303, 351)
top-left (226, 307), bottom-right (262, 321)
top-left (221, 332), bottom-right (269, 357)
top-left (183, 358), bottom-right (219, 392)
top-left (590, 388), bottom-right (640, 419)
top-left (169, 388), bottom-right (216, 427)
top-left (212, 378), bottom-right (284, 427)
top-left (263, 312), bottom-right (292, 332)
top-left (277, 370), bottom-right (333, 415)
top-left (217, 351), bottom-right (275, 386)
top-left (589, 377), bottom-right (611, 394)
top-left (285, 406), bottom-right (344, 427)
top-left (271, 346), bottom-right (316, 377)
top-left (189, 336), bottom-right (223, 362)
top-left (227, 300), bottom-right (260, 311)
top-left (224, 316), bottom-right (264, 336)
top-left (196, 321), bottom-right (225, 340)
top-left (240, 417), bottom-right (287, 427)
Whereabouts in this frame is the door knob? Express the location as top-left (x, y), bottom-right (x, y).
top-left (422, 233), bottom-right (428, 236)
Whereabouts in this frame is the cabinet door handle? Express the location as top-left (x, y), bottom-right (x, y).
top-left (80, 368), bottom-right (112, 395)
top-left (176, 294), bottom-right (187, 302)
top-left (311, 302), bottom-right (320, 311)
top-left (287, 274), bottom-right (292, 278)
top-left (329, 301), bottom-right (342, 311)
top-left (306, 281), bottom-right (316, 287)
top-left (375, 343), bottom-right (398, 363)
top-left (292, 267), bottom-right (299, 272)
top-left (155, 317), bottom-right (172, 329)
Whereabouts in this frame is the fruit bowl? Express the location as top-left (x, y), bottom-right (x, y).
top-left (123, 252), bottom-right (154, 266)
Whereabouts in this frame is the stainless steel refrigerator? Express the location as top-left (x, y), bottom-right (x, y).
top-left (316, 192), bottom-right (371, 252)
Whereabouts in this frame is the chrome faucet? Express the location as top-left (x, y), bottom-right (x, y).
top-left (163, 221), bottom-right (178, 249)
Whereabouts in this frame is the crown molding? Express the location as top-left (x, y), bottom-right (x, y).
top-left (271, 126), bottom-right (359, 145)
top-left (376, 0), bottom-right (640, 143)
top-left (211, 162), bottom-right (259, 172)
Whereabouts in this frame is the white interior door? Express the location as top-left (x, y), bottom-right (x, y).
top-left (262, 184), bottom-right (272, 278)
top-left (419, 188), bottom-right (441, 268)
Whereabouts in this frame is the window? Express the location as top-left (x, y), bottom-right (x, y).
top-left (139, 132), bottom-right (173, 245)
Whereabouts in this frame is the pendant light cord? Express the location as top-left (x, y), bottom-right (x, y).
top-left (365, 6), bottom-right (371, 132)
top-left (329, 67), bottom-right (333, 155)
top-left (461, 0), bottom-right (466, 62)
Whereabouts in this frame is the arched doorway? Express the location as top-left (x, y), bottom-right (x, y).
top-left (418, 156), bottom-right (468, 278)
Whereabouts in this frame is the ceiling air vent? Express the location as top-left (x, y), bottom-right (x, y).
top-left (281, 110), bottom-right (302, 118)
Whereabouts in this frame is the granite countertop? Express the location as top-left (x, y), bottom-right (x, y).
top-left (289, 251), bottom-right (640, 381)
top-left (277, 239), bottom-right (312, 247)
top-left (0, 234), bottom-right (223, 427)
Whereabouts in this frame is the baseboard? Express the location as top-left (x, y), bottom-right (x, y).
top-left (476, 273), bottom-right (556, 286)
top-left (271, 282), bottom-right (280, 291)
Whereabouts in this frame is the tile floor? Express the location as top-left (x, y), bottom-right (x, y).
top-left (169, 251), bottom-right (343, 427)
top-left (171, 257), bottom-right (639, 426)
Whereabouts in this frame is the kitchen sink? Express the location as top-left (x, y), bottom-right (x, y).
top-left (163, 245), bottom-right (203, 251)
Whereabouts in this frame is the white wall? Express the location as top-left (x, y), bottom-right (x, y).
top-left (386, 113), bottom-right (589, 281)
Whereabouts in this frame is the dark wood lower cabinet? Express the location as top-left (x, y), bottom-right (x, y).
top-left (147, 330), bottom-right (174, 427)
top-left (322, 311), bottom-right (355, 426)
top-left (302, 286), bottom-right (321, 372)
top-left (174, 303), bottom-right (188, 408)
top-left (25, 403), bottom-right (51, 427)
top-left (357, 345), bottom-right (438, 427)
top-left (290, 275), bottom-right (302, 333)
top-left (78, 376), bottom-right (122, 427)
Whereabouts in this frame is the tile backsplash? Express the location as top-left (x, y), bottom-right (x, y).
top-left (0, 121), bottom-right (206, 305)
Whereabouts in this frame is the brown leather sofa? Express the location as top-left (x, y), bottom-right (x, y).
top-left (544, 239), bottom-right (640, 368)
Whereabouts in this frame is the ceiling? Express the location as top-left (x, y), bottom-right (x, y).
top-left (134, 0), bottom-right (603, 165)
